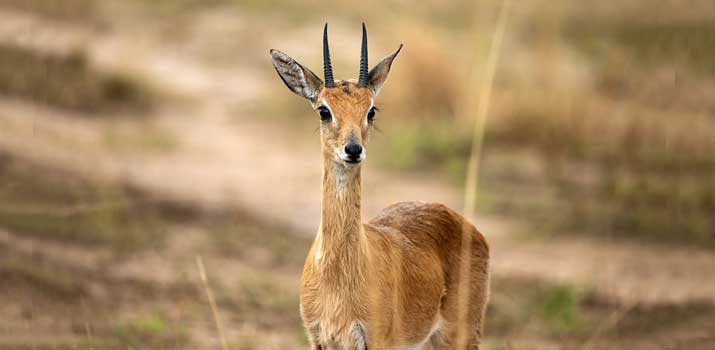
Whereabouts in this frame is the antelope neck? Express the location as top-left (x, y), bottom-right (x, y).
top-left (316, 158), bottom-right (367, 272)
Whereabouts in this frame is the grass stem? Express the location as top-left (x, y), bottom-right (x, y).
top-left (196, 255), bottom-right (229, 350)
top-left (463, 0), bottom-right (512, 218)
top-left (457, 0), bottom-right (511, 347)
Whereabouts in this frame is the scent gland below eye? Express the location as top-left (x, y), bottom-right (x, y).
top-left (318, 106), bottom-right (332, 122)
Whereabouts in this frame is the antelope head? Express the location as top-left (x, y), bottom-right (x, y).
top-left (270, 23), bottom-right (402, 169)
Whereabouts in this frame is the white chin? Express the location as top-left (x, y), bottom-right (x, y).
top-left (337, 157), bottom-right (362, 167)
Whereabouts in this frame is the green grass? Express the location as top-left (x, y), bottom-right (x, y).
top-left (115, 314), bottom-right (185, 349)
top-left (374, 118), bottom-right (472, 183)
top-left (0, 45), bottom-right (153, 113)
top-left (487, 277), bottom-right (593, 337)
top-left (540, 285), bottom-right (582, 334)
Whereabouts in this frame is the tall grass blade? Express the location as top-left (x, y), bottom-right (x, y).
top-left (457, 0), bottom-right (511, 348)
top-left (196, 255), bottom-right (229, 350)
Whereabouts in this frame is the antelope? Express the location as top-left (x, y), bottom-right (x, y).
top-left (270, 24), bottom-right (489, 350)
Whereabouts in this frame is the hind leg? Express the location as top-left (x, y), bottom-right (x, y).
top-left (428, 320), bottom-right (483, 350)
top-left (437, 247), bottom-right (490, 348)
top-left (429, 284), bottom-right (488, 350)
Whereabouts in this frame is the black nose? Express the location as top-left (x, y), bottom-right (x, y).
top-left (345, 143), bottom-right (363, 160)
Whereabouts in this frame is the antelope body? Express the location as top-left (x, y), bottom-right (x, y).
top-left (270, 24), bottom-right (489, 350)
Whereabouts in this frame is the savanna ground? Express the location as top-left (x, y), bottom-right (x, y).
top-left (0, 0), bottom-right (714, 349)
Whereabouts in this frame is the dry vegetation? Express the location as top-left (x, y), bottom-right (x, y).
top-left (363, 4), bottom-right (715, 247)
top-left (0, 154), bottom-right (309, 349)
top-left (0, 44), bottom-right (153, 113)
top-left (3, 154), bottom-right (710, 349)
top-left (0, 154), bottom-right (172, 250)
top-left (0, 0), bottom-right (97, 20)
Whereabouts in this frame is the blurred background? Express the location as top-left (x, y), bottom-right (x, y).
top-left (0, 0), bottom-right (713, 349)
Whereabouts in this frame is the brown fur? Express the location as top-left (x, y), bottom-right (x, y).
top-left (300, 81), bottom-right (490, 350)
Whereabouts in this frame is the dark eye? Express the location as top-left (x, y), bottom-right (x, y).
top-left (318, 106), bottom-right (331, 122)
top-left (367, 107), bottom-right (376, 123)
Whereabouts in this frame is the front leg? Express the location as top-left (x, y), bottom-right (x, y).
top-left (351, 323), bottom-right (367, 350)
top-left (306, 322), bottom-right (322, 350)
top-left (307, 334), bottom-right (322, 350)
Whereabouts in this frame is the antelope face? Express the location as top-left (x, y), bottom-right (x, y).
top-left (317, 81), bottom-right (373, 166)
top-left (270, 23), bottom-right (402, 168)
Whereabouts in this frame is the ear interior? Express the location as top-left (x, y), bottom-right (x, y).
top-left (367, 44), bottom-right (403, 96)
top-left (270, 49), bottom-right (323, 103)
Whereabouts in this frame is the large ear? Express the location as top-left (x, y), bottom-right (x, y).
top-left (367, 44), bottom-right (403, 96)
top-left (270, 49), bottom-right (323, 104)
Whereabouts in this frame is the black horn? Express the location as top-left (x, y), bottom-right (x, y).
top-left (358, 23), bottom-right (369, 88)
top-left (323, 23), bottom-right (335, 88)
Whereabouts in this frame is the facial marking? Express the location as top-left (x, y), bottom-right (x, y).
top-left (318, 100), bottom-right (337, 126)
top-left (340, 81), bottom-right (353, 96)
top-left (333, 167), bottom-right (351, 195)
top-left (313, 223), bottom-right (323, 263)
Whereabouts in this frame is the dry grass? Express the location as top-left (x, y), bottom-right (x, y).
top-left (0, 44), bottom-right (153, 113)
top-left (0, 155), bottom-right (191, 251)
top-left (487, 276), bottom-right (715, 348)
top-left (0, 256), bottom-right (84, 299)
top-left (462, 0), bottom-right (511, 217)
top-left (0, 0), bottom-right (97, 20)
top-left (196, 255), bottom-right (229, 350)
top-left (0, 156), bottom-right (307, 349)
top-left (566, 19), bottom-right (715, 76)
top-left (487, 90), bottom-right (715, 245)
top-left (363, 5), bottom-right (715, 247)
